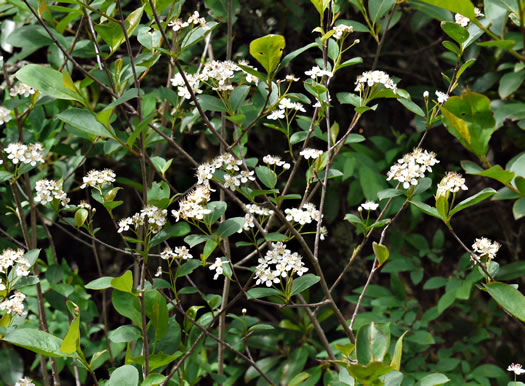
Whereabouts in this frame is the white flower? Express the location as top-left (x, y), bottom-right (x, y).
top-left (35, 179), bottom-right (70, 207)
top-left (118, 217), bottom-right (133, 233)
top-left (386, 148), bottom-right (439, 189)
top-left (175, 246), bottom-right (192, 260)
top-left (263, 155), bottom-right (290, 169)
top-left (117, 206), bottom-right (167, 234)
top-left (267, 109), bottom-right (285, 120)
top-left (201, 60), bottom-right (240, 91)
top-left (0, 248), bottom-right (25, 273)
top-left (0, 290), bottom-right (26, 316)
top-left (78, 201), bottom-right (92, 210)
top-left (80, 169), bottom-right (116, 189)
top-left (355, 70), bottom-right (397, 93)
top-left (305, 66), bottom-right (333, 79)
top-left (286, 75), bottom-right (300, 82)
top-left (209, 258), bottom-right (226, 280)
top-left (237, 60), bottom-right (259, 83)
top-left (435, 91), bottom-right (448, 104)
top-left (10, 83), bottom-right (35, 98)
top-left (5, 142), bottom-right (44, 166)
top-left (0, 106), bottom-right (12, 125)
top-left (300, 148), bottom-right (323, 160)
top-left (472, 237), bottom-right (500, 260)
top-left (436, 172), bottom-right (468, 197)
top-left (246, 204), bottom-right (273, 216)
top-left (332, 24), bottom-right (353, 39)
top-left (358, 201), bottom-right (379, 211)
top-left (239, 170), bottom-right (255, 183)
top-left (154, 266), bottom-right (163, 277)
top-left (168, 18), bottom-right (189, 32)
top-left (172, 184), bottom-right (212, 221)
top-left (285, 203), bottom-right (322, 225)
top-left (223, 174), bottom-right (241, 190)
top-left (279, 98), bottom-right (306, 112)
top-left (320, 226), bottom-right (328, 241)
top-left (254, 242), bottom-right (308, 286)
top-left (170, 72), bottom-right (202, 99)
top-left (454, 13), bottom-right (470, 27)
top-left (15, 376), bottom-right (35, 386)
top-left (423, 90), bottom-right (429, 98)
top-left (238, 213), bottom-right (255, 232)
top-left (508, 363), bottom-right (525, 375)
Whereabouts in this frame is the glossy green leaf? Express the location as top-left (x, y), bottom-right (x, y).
top-left (346, 361), bottom-right (394, 384)
top-left (60, 315), bottom-right (80, 354)
top-left (310, 0), bottom-right (331, 18)
top-left (111, 270), bottom-right (133, 293)
top-left (197, 94), bottom-right (228, 112)
top-left (109, 325), bottom-right (141, 343)
top-left (142, 374), bottom-right (167, 386)
top-left (373, 242), bottom-right (390, 267)
top-left (390, 331), bottom-right (409, 370)
top-left (175, 260), bottom-right (201, 278)
top-left (246, 287), bottom-right (282, 299)
top-left (483, 281), bottom-right (525, 321)
top-left (15, 64), bottom-right (83, 102)
top-left (419, 373), bottom-right (450, 386)
top-left (290, 274), bottom-right (320, 296)
top-left (499, 70), bottom-right (525, 99)
top-left (513, 197), bottom-right (525, 220)
top-left (462, 161), bottom-right (515, 185)
top-left (95, 7), bottom-right (143, 55)
top-left (150, 222), bottom-right (191, 248)
top-left (108, 365), bottom-right (139, 386)
top-left (144, 290), bottom-right (169, 342)
top-left (249, 35), bottom-right (285, 75)
top-left (418, 0), bottom-right (476, 19)
top-left (256, 166), bottom-right (277, 189)
top-left (369, 0), bottom-right (396, 24)
top-left (3, 329), bottom-right (68, 358)
top-left (356, 322), bottom-right (390, 365)
top-left (112, 290), bottom-right (142, 327)
top-left (409, 201), bottom-right (443, 220)
top-left (397, 97), bottom-right (425, 117)
top-left (449, 188), bottom-right (496, 216)
top-left (441, 21), bottom-right (469, 45)
top-left (289, 372), bottom-right (312, 386)
top-left (217, 217), bottom-right (245, 237)
top-left (57, 108), bottom-right (115, 139)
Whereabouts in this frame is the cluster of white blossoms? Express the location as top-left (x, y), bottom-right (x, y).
top-left (0, 290), bottom-right (26, 316)
top-left (255, 242), bottom-right (308, 287)
top-left (0, 106), bottom-right (11, 125)
top-left (386, 148), bottom-right (439, 189)
top-left (300, 148), bottom-right (323, 160)
top-left (305, 66), bottom-right (333, 80)
top-left (472, 237), bottom-right (501, 260)
top-left (358, 201), bottom-right (379, 212)
top-left (170, 72), bottom-right (202, 100)
top-left (172, 184), bottom-right (212, 221)
top-left (285, 203), bottom-right (322, 225)
top-left (436, 172), bottom-right (468, 197)
top-left (355, 70), bottom-right (397, 93)
top-left (435, 91), bottom-right (448, 104)
top-left (332, 24), bottom-right (354, 39)
top-left (263, 155), bottom-right (291, 170)
top-left (80, 169), bottom-right (116, 189)
top-left (455, 7), bottom-right (484, 27)
top-left (4, 142), bottom-right (44, 166)
top-left (209, 257), bottom-right (227, 280)
top-left (508, 363), bottom-right (525, 375)
top-left (15, 377), bottom-right (35, 386)
top-left (238, 204), bottom-right (274, 233)
top-left (9, 83), bottom-right (35, 98)
top-left (160, 245), bottom-right (192, 260)
top-left (0, 248), bottom-right (31, 285)
top-left (196, 153), bottom-right (243, 185)
top-left (35, 179), bottom-right (70, 207)
top-left (117, 206), bottom-right (167, 234)
top-left (267, 97), bottom-right (307, 120)
top-left (168, 10), bottom-right (209, 32)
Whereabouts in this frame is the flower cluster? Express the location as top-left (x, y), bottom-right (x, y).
top-left (508, 363), bottom-right (525, 375)
top-left (332, 24), bottom-right (353, 39)
top-left (80, 169), bottom-right (116, 189)
top-left (285, 203), bottom-right (322, 225)
top-left (170, 72), bottom-right (202, 100)
top-left (196, 153), bottom-right (243, 185)
top-left (300, 148), bottom-right (323, 160)
top-left (117, 205), bottom-right (167, 234)
top-left (0, 291), bottom-right (26, 316)
top-left (9, 83), bottom-right (35, 98)
top-left (200, 60), bottom-right (242, 91)
top-left (35, 179), bottom-right (70, 207)
top-left (15, 377), bottom-right (35, 386)
top-left (436, 172), bottom-right (468, 197)
top-left (172, 184), bottom-right (212, 221)
top-left (435, 91), bottom-right (448, 104)
top-left (305, 66), bottom-right (333, 80)
top-left (472, 237), bottom-right (500, 260)
top-left (263, 155), bottom-right (291, 170)
top-left (4, 142), bottom-right (44, 166)
top-left (455, 8), bottom-right (483, 27)
top-left (168, 10), bottom-right (209, 32)
top-left (386, 148), bottom-right (439, 189)
top-left (255, 242), bottom-right (308, 287)
top-left (161, 246), bottom-right (192, 260)
top-left (267, 97), bottom-right (306, 120)
top-left (238, 204), bottom-right (274, 233)
top-left (0, 106), bottom-right (12, 125)
top-left (358, 201), bottom-right (379, 212)
top-left (0, 248), bottom-right (31, 281)
top-left (355, 70), bottom-right (397, 93)
top-left (209, 257), bottom-right (227, 280)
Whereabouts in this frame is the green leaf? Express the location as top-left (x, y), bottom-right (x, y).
top-left (397, 98), bottom-right (425, 117)
top-left (356, 322), bottom-right (390, 365)
top-left (390, 331), bottom-right (409, 370)
top-left (0, 348), bottom-right (24, 385)
top-left (441, 21), bottom-right (469, 45)
top-left (369, 0), bottom-right (396, 24)
top-left (175, 260), bottom-right (201, 278)
top-left (310, 0), bottom-right (331, 18)
top-left (346, 361), bottom-right (395, 385)
top-left (442, 40), bottom-right (461, 55)
top-left (112, 290), bottom-right (142, 327)
top-left (456, 58), bottom-right (476, 80)
top-left (108, 365), bottom-right (139, 386)
top-left (377, 188), bottom-right (403, 200)
top-left (197, 94), bottom-right (227, 113)
top-left (3, 329), bottom-right (68, 358)
top-left (150, 222), bottom-right (191, 248)
top-left (204, 201), bottom-right (228, 225)
top-left (419, 373), bottom-right (450, 386)
top-left (409, 201), bottom-right (443, 220)
top-left (184, 234), bottom-right (210, 248)
top-left (418, 0), bottom-right (476, 19)
top-left (277, 42), bottom-right (318, 72)
top-left (499, 70), bottom-right (525, 100)
top-left (513, 197), bottom-right (525, 220)
top-left (74, 208), bottom-right (88, 228)
top-left (109, 325), bottom-right (141, 343)
top-left (249, 35), bottom-right (286, 75)
top-left (462, 162), bottom-right (515, 185)
top-left (0, 171), bottom-right (14, 183)
top-left (290, 274), bottom-right (320, 296)
top-left (15, 64), bottom-right (83, 102)
top-left (255, 166), bottom-right (277, 189)
top-left (289, 372), bottom-right (312, 386)
top-left (144, 290), bottom-right (169, 342)
top-left (85, 276), bottom-right (113, 290)
top-left (372, 242), bottom-right (390, 267)
top-left (449, 188), bottom-right (496, 216)
top-left (265, 233), bottom-right (288, 242)
top-left (246, 287), bottom-right (282, 299)
top-left (57, 108), bottom-right (115, 139)
top-left (142, 374), bottom-right (167, 386)
top-left (484, 281), bottom-right (525, 322)
top-left (60, 315), bottom-right (80, 354)
top-left (217, 217), bottom-right (245, 237)
top-left (111, 270), bottom-right (133, 293)
top-left (95, 7), bottom-right (144, 56)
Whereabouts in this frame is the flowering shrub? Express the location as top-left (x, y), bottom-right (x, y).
top-left (0, 0), bottom-right (524, 385)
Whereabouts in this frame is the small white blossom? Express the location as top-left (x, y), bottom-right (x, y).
top-left (285, 203), bottom-right (322, 225)
top-left (9, 83), bottom-right (35, 98)
top-left (0, 290), bottom-right (26, 316)
top-left (246, 204), bottom-right (273, 216)
top-left (332, 24), bottom-right (353, 39)
top-left (472, 237), bottom-right (500, 260)
top-left (0, 106), bottom-right (12, 125)
top-left (454, 13), bottom-right (470, 27)
top-left (80, 169), bottom-right (116, 189)
top-left (436, 172), bottom-right (468, 197)
top-left (358, 201), bottom-right (379, 211)
top-left (255, 242), bottom-right (308, 286)
top-left (172, 184), bottom-right (212, 221)
top-left (320, 226), bottom-right (328, 241)
top-left (267, 109), bottom-right (285, 120)
top-left (170, 72), bottom-right (202, 100)
top-left (238, 213), bottom-right (255, 232)
top-left (209, 258), bottom-right (226, 280)
top-left (5, 142), bottom-right (44, 166)
top-left (305, 66), bottom-right (333, 79)
top-left (169, 18), bottom-right (189, 31)
top-left (117, 206), bottom-right (167, 234)
top-left (174, 246), bottom-right (192, 260)
top-left (15, 377), bottom-right (35, 386)
top-left (35, 179), bottom-right (70, 207)
top-left (386, 148), bottom-right (439, 189)
top-left (355, 70), bottom-right (397, 93)
top-left (239, 170), bottom-right (255, 183)
top-left (286, 75), bottom-right (300, 82)
top-left (423, 90), bottom-right (429, 98)
top-left (508, 363), bottom-right (525, 375)
top-left (78, 201), bottom-right (92, 210)
top-left (263, 155), bottom-right (290, 169)
top-left (154, 266), bottom-right (163, 277)
top-left (300, 148), bottom-right (323, 160)
top-left (435, 91), bottom-right (448, 104)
